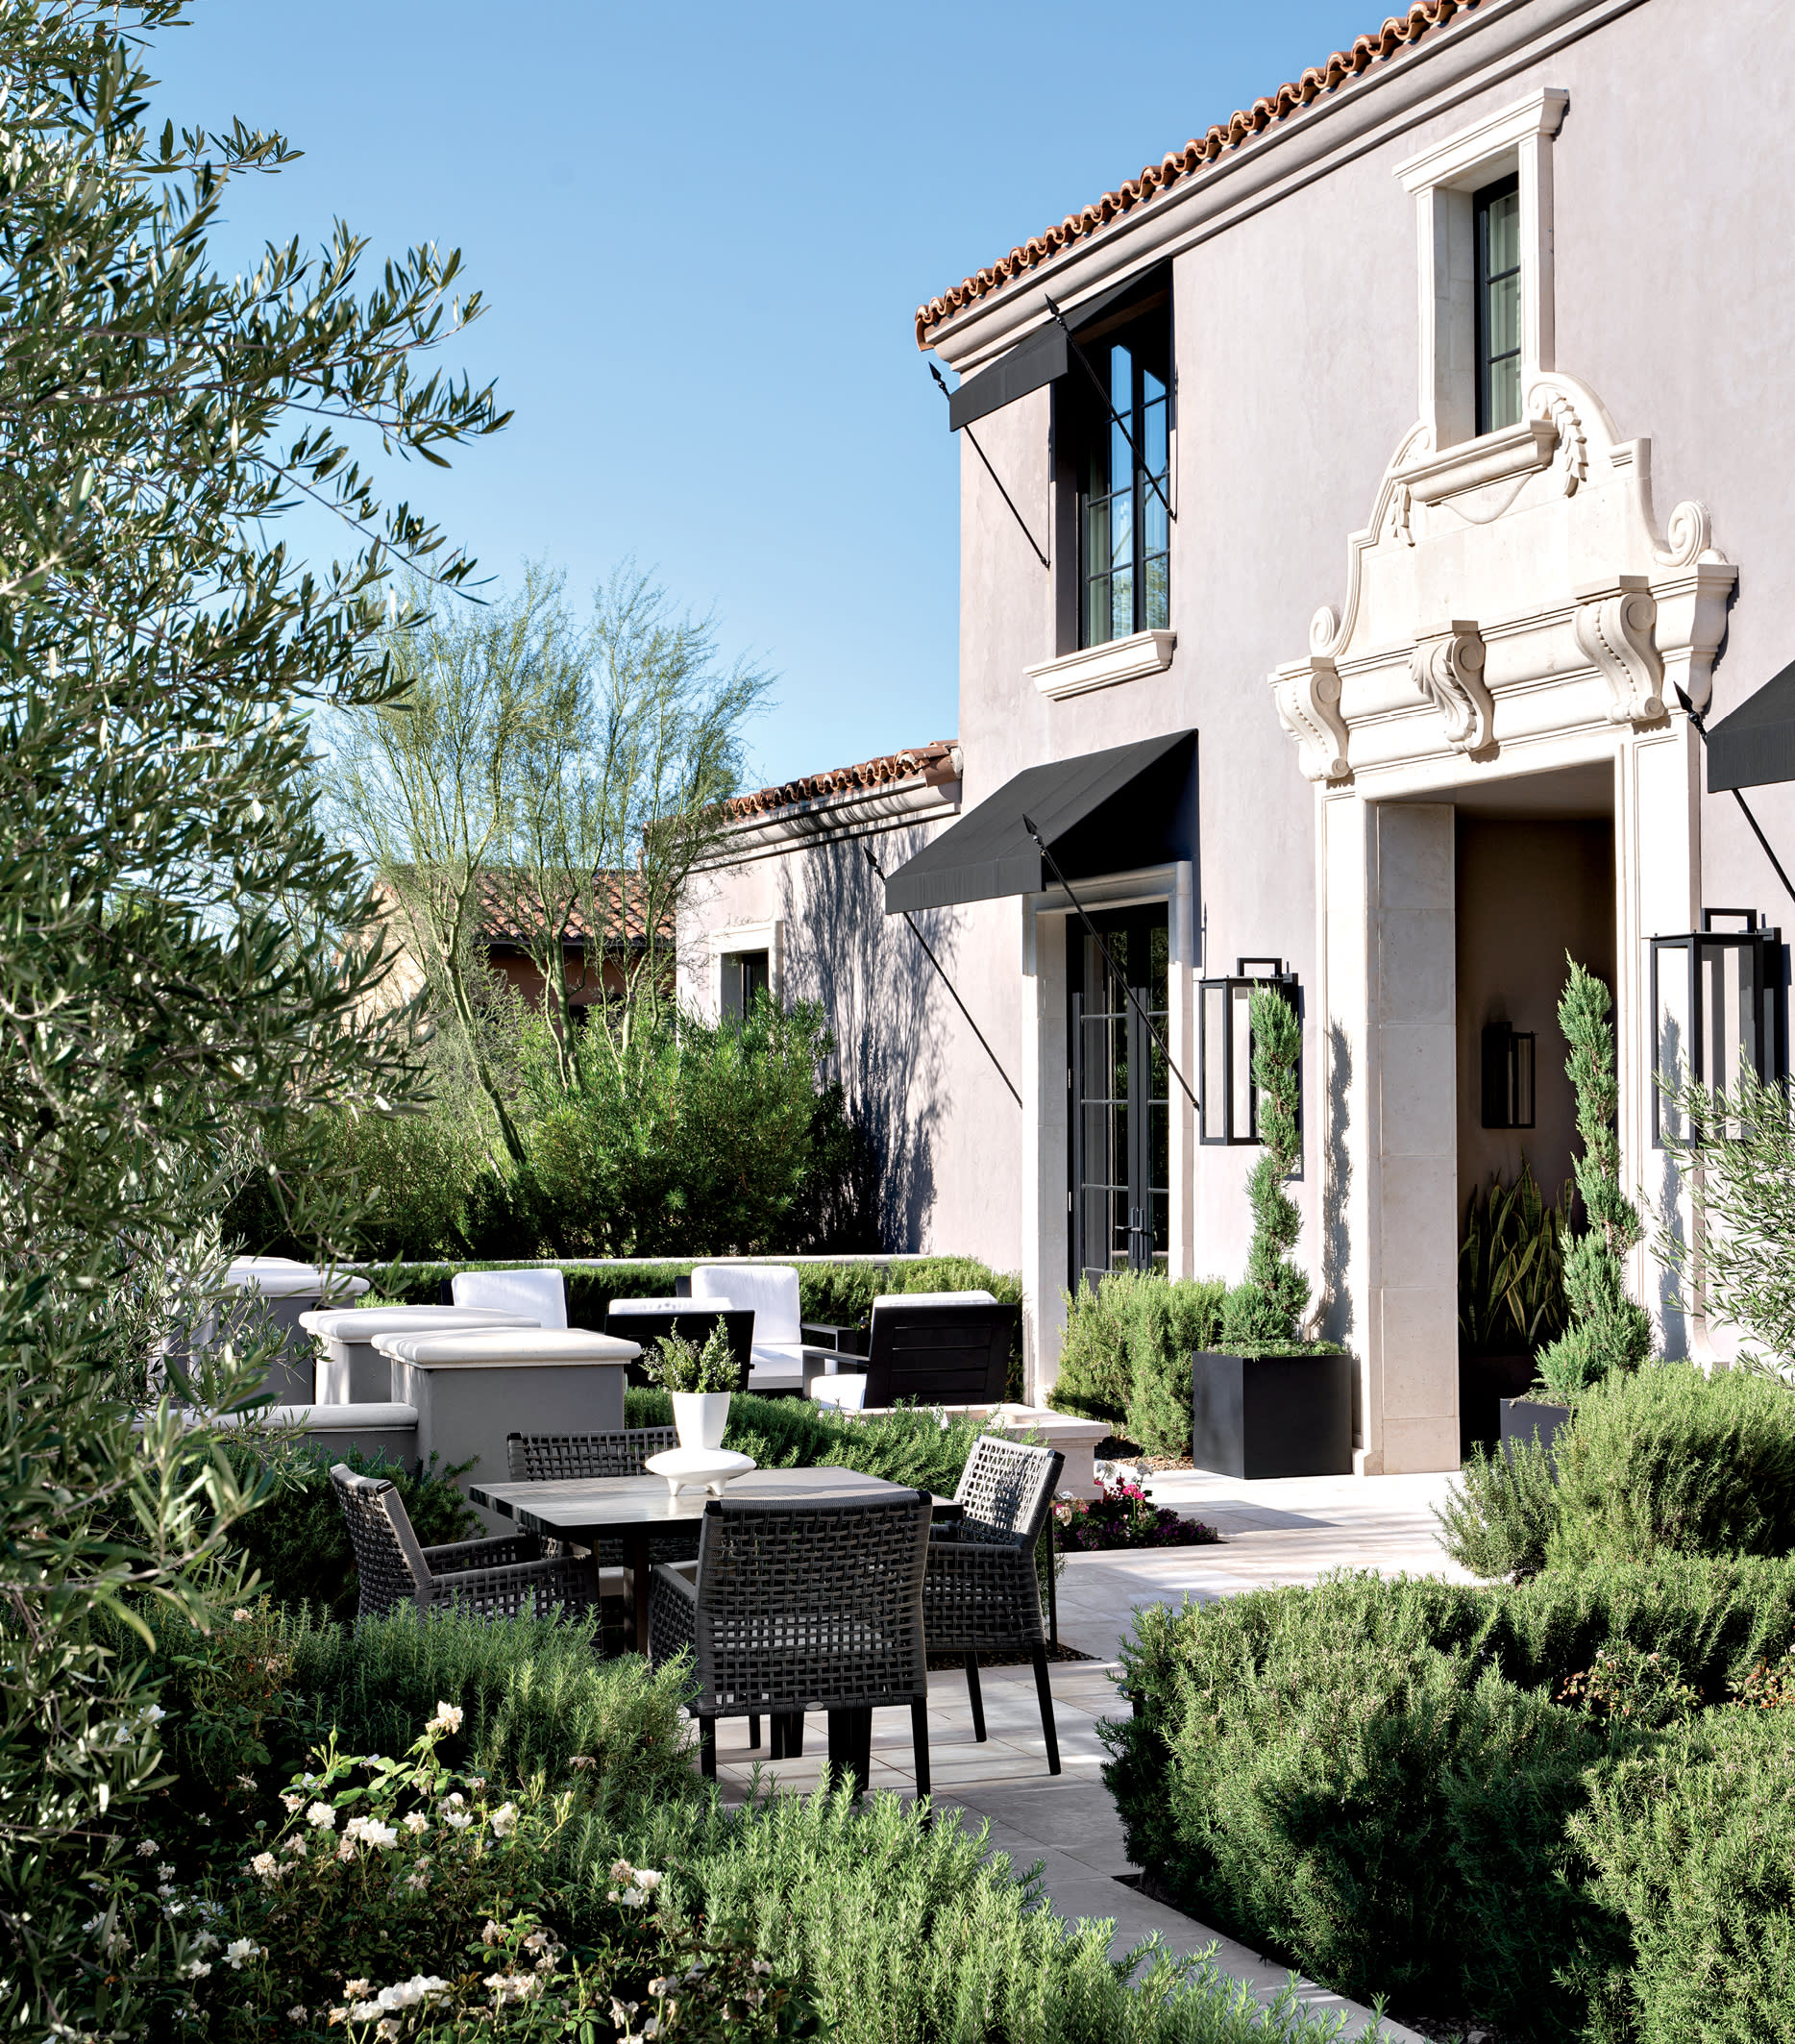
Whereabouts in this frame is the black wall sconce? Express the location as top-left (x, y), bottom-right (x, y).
top-left (1481, 1024), bottom-right (1536, 1129)
top-left (1650, 909), bottom-right (1786, 1146)
top-left (1198, 957), bottom-right (1299, 1145)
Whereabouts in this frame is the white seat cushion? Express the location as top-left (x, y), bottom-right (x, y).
top-left (452, 1268), bottom-right (569, 1329)
top-left (691, 1265), bottom-right (799, 1343)
top-left (299, 1306), bottom-right (537, 1342)
top-left (870, 1290), bottom-right (996, 1311)
top-left (746, 1340), bottom-right (809, 1391)
top-left (608, 1297), bottom-right (734, 1315)
top-left (376, 1327), bottom-right (636, 1366)
top-left (809, 1373), bottom-right (869, 1412)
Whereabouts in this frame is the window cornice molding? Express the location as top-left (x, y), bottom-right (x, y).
top-left (1395, 86), bottom-right (1568, 193)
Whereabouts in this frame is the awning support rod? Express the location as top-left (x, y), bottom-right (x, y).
top-left (1020, 813), bottom-right (1200, 1112)
top-left (865, 846), bottom-right (1023, 1109)
top-left (929, 363), bottom-right (1049, 570)
top-left (1682, 692), bottom-right (1795, 913)
top-left (1042, 294), bottom-right (1175, 525)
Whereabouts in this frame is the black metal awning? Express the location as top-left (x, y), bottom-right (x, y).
top-left (1707, 658), bottom-right (1795, 792)
top-left (882, 729), bottom-right (1196, 915)
top-left (945, 268), bottom-right (1166, 432)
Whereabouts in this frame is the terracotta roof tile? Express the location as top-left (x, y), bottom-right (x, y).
top-left (916, 0), bottom-right (1471, 347)
top-left (723, 741), bottom-right (959, 822)
top-left (378, 869), bottom-right (664, 947)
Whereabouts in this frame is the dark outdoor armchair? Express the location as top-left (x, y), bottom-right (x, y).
top-left (330, 1463), bottom-right (598, 1627)
top-left (649, 1490), bottom-right (934, 1791)
top-left (922, 1434), bottom-right (1065, 1773)
top-left (810, 1292), bottom-right (1015, 1411)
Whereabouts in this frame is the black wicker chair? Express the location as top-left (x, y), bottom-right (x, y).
top-left (504, 1427), bottom-right (677, 1481)
top-left (330, 1464), bottom-right (598, 1626)
top-left (650, 1490), bottom-right (934, 1793)
top-left (922, 1435), bottom-right (1065, 1774)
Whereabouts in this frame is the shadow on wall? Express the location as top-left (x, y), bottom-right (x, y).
top-left (1323, 1020), bottom-right (1360, 1450)
top-left (779, 825), bottom-right (945, 1251)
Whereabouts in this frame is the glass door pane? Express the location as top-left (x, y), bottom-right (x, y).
top-left (1070, 905), bottom-right (1170, 1287)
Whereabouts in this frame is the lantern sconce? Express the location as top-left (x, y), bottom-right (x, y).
top-left (1650, 909), bottom-right (1787, 1147)
top-left (1198, 957), bottom-right (1300, 1146)
top-left (1481, 1023), bottom-right (1536, 1130)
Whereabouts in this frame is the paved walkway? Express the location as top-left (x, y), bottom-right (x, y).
top-left (704, 1468), bottom-right (1468, 2042)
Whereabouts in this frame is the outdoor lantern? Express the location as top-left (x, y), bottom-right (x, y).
top-left (1198, 957), bottom-right (1299, 1145)
top-left (1650, 909), bottom-right (1787, 1145)
top-left (1481, 1024), bottom-right (1536, 1130)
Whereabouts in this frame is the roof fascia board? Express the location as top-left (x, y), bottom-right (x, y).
top-left (929, 0), bottom-right (1644, 376)
top-left (697, 775), bottom-right (962, 869)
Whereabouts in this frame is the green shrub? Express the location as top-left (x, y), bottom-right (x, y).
top-left (1546, 1361), bottom-right (1795, 1569)
top-left (1458, 1157), bottom-right (1571, 1357)
top-left (1572, 1706), bottom-right (1795, 2043)
top-left (1106, 1560), bottom-right (1795, 2039)
top-left (575, 1785), bottom-right (1361, 2044)
top-left (1218, 985), bottom-right (1309, 1350)
top-left (626, 1388), bottom-right (983, 1498)
top-left (1049, 1272), bottom-right (1226, 1440)
top-left (224, 1446), bottom-right (482, 1623)
top-left (1436, 1437), bottom-right (1559, 1581)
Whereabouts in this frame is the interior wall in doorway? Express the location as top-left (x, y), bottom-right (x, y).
top-left (1455, 816), bottom-right (1616, 1222)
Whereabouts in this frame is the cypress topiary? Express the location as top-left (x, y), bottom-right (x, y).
top-left (1218, 984), bottom-right (1310, 1350)
top-left (1532, 958), bottom-right (1654, 1405)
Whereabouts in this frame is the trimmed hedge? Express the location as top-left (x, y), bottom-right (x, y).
top-left (1048, 1273), bottom-right (1227, 1448)
top-left (1105, 1560), bottom-right (1795, 2040)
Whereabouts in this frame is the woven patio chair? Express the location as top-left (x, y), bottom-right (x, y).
top-left (505, 1426), bottom-right (677, 1481)
top-left (331, 1464), bottom-right (599, 1628)
top-left (922, 1435), bottom-right (1065, 1774)
top-left (649, 1490), bottom-right (934, 1793)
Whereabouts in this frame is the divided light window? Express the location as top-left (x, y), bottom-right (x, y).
top-left (1076, 307), bottom-right (1170, 649)
top-left (1474, 173), bottom-right (1522, 436)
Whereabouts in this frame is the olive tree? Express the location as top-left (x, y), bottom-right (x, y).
top-left (0, 3), bottom-right (505, 2029)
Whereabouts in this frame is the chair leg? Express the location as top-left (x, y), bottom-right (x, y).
top-left (964, 1652), bottom-right (986, 1741)
top-left (701, 1719), bottom-right (717, 1781)
top-left (749, 1713), bottom-right (761, 1750)
top-left (1031, 1645), bottom-right (1061, 1776)
top-left (911, 1696), bottom-right (931, 1807)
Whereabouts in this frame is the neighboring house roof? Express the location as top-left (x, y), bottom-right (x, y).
top-left (376, 869), bottom-right (667, 948)
top-left (915, 0), bottom-right (1468, 347)
top-left (722, 741), bottom-right (960, 822)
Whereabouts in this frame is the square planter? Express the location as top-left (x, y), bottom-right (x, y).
top-left (1192, 1349), bottom-right (1353, 1480)
top-left (1499, 1395), bottom-right (1570, 1457)
top-left (1459, 1351), bottom-right (1537, 1458)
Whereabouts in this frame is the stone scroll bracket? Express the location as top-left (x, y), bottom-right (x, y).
top-left (1271, 653), bottom-right (1350, 782)
top-left (1574, 576), bottom-right (1665, 726)
top-left (1410, 620), bottom-right (1492, 753)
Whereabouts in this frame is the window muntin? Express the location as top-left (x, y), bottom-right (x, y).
top-left (1474, 175), bottom-right (1522, 435)
top-left (1069, 908), bottom-right (1169, 1289)
top-left (1076, 311), bottom-right (1170, 649)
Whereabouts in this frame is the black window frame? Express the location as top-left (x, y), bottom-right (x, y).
top-left (1070, 301), bottom-right (1171, 652)
top-left (1473, 172), bottom-right (1522, 438)
top-left (720, 948), bottom-right (771, 1021)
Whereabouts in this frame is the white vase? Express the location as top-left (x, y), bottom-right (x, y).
top-left (671, 1390), bottom-right (732, 1452)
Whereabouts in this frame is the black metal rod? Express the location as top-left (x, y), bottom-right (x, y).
top-left (866, 847), bottom-right (1023, 1109)
top-left (1020, 812), bottom-right (1199, 1111)
top-left (930, 362), bottom-right (1050, 570)
top-left (1683, 693), bottom-right (1795, 914)
top-left (1042, 295), bottom-right (1174, 524)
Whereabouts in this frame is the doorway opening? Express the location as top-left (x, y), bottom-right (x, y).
top-left (1069, 905), bottom-right (1169, 1292)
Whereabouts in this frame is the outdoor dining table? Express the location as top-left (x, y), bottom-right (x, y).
top-left (466, 1465), bottom-right (961, 1649)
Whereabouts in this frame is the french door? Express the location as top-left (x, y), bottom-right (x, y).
top-left (1069, 906), bottom-right (1169, 1292)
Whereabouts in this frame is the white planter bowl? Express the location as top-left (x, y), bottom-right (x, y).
top-left (671, 1390), bottom-right (732, 1451)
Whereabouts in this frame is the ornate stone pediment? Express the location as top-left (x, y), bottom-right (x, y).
top-left (1271, 374), bottom-right (1735, 784)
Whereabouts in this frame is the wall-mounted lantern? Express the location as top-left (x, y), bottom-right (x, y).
top-left (1481, 1024), bottom-right (1536, 1130)
top-left (1198, 957), bottom-right (1299, 1145)
top-left (1650, 909), bottom-right (1786, 1145)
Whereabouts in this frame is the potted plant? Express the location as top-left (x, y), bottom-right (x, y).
top-left (648, 1321), bottom-right (739, 1450)
top-left (1192, 984), bottom-right (1351, 1479)
top-left (1499, 960), bottom-right (1654, 1457)
top-left (1458, 1158), bottom-right (1571, 1456)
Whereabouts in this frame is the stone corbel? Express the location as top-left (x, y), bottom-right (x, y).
top-left (1573, 576), bottom-right (1664, 726)
top-left (1411, 620), bottom-right (1492, 752)
top-left (1649, 502), bottom-right (1736, 715)
top-left (1271, 653), bottom-right (1350, 781)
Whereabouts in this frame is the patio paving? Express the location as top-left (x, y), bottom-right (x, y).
top-left (703, 1467), bottom-right (1468, 2041)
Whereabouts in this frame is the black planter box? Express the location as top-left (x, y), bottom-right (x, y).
top-left (1192, 1349), bottom-right (1354, 1480)
top-left (1460, 1351), bottom-right (1537, 1458)
top-left (1499, 1395), bottom-right (1570, 1457)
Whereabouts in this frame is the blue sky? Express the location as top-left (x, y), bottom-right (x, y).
top-left (148, 0), bottom-right (1374, 789)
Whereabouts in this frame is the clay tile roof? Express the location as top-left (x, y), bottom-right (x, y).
top-left (722, 740), bottom-right (959, 823)
top-left (916, 0), bottom-right (1470, 347)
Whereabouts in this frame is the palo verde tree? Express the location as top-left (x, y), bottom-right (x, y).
top-left (0, 3), bottom-right (504, 2030)
top-left (1218, 984), bottom-right (1311, 1349)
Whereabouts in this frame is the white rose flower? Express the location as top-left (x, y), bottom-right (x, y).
top-left (233, 1609), bottom-right (252, 1623)
top-left (306, 1802), bottom-right (335, 1830)
top-left (181, 1958), bottom-right (211, 1981)
top-left (442, 1809), bottom-right (472, 1831)
top-left (427, 1702), bottom-right (463, 1735)
top-left (635, 1869), bottom-right (663, 1893)
top-left (402, 1811), bottom-right (428, 1835)
top-left (249, 1852), bottom-right (279, 1881)
top-left (135, 1840), bottom-right (159, 1858)
top-left (349, 2000), bottom-right (381, 2022)
top-left (158, 1863), bottom-right (176, 1880)
top-left (223, 1937), bottom-right (261, 1969)
top-left (280, 1794), bottom-right (303, 1813)
top-left (489, 1803), bottom-right (518, 1839)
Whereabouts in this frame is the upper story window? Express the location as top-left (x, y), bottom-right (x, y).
top-left (1474, 174), bottom-right (1521, 435)
top-left (1072, 307), bottom-right (1170, 649)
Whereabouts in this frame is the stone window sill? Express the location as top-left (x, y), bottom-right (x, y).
top-left (1025, 628), bottom-right (1175, 702)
